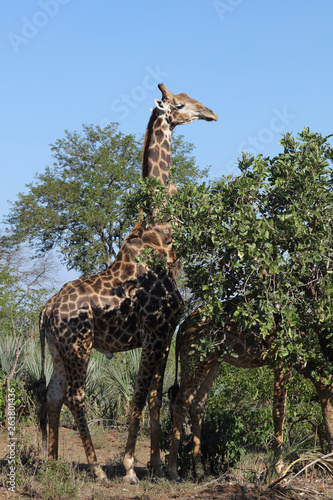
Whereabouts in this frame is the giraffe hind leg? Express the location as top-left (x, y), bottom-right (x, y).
top-left (65, 380), bottom-right (108, 481)
top-left (34, 374), bottom-right (47, 447)
top-left (46, 365), bottom-right (66, 461)
top-left (62, 351), bottom-right (108, 482)
top-left (47, 343), bottom-right (108, 481)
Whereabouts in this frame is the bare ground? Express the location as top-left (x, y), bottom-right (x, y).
top-left (0, 425), bottom-right (332, 499)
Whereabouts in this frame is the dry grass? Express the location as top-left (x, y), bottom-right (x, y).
top-left (0, 426), bottom-right (332, 499)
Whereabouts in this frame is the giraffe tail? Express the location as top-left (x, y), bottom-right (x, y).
top-left (34, 309), bottom-right (48, 446)
top-left (168, 330), bottom-right (180, 406)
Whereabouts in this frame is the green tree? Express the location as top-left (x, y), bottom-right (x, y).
top-left (167, 129), bottom-right (333, 450)
top-left (0, 237), bottom-right (55, 426)
top-left (4, 123), bottom-right (207, 276)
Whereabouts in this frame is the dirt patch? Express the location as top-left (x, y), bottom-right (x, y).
top-left (0, 426), bottom-right (332, 499)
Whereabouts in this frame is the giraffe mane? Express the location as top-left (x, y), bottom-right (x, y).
top-left (131, 219), bottom-right (144, 232)
top-left (142, 108), bottom-right (159, 178)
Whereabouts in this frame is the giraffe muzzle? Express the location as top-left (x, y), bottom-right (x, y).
top-left (199, 107), bottom-right (218, 122)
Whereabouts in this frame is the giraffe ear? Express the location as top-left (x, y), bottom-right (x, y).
top-left (154, 99), bottom-right (166, 112)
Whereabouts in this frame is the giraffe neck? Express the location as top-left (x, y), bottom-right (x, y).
top-left (142, 109), bottom-right (177, 196)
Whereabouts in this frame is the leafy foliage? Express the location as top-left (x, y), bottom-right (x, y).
top-left (167, 129), bottom-right (333, 379)
top-left (201, 408), bottom-right (246, 475)
top-left (5, 124), bottom-right (141, 275)
top-left (159, 130), bottom-right (333, 474)
top-left (204, 364), bottom-right (326, 458)
top-left (5, 124), bottom-right (207, 275)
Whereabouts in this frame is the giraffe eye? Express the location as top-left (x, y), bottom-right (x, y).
top-left (175, 103), bottom-right (185, 110)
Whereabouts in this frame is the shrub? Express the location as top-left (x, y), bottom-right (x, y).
top-left (36, 460), bottom-right (79, 500)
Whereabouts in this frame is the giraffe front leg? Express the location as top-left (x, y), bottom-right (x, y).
top-left (273, 366), bottom-right (289, 475)
top-left (122, 368), bottom-right (147, 482)
top-left (148, 352), bottom-right (169, 478)
top-left (123, 340), bottom-right (169, 484)
top-left (122, 373), bottom-right (153, 482)
top-left (123, 402), bottom-right (143, 484)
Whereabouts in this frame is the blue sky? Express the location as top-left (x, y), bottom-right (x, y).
top-left (1, 0), bottom-right (333, 283)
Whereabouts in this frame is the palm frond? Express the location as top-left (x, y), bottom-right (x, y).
top-left (24, 338), bottom-right (53, 384)
top-left (104, 349), bottom-right (142, 402)
top-left (0, 334), bottom-right (25, 377)
top-left (86, 350), bottom-right (109, 395)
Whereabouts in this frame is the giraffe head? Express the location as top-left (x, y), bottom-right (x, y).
top-left (143, 84), bottom-right (217, 195)
top-left (154, 83), bottom-right (218, 128)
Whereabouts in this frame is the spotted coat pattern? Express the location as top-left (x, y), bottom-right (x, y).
top-left (38, 83), bottom-right (217, 484)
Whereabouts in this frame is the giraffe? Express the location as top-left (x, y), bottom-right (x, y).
top-left (167, 301), bottom-right (291, 481)
top-left (36, 83), bottom-right (217, 484)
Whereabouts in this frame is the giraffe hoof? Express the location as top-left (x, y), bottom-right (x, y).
top-left (155, 468), bottom-right (165, 479)
top-left (147, 462), bottom-right (164, 478)
top-left (167, 470), bottom-right (181, 482)
top-left (173, 476), bottom-right (182, 483)
top-left (93, 473), bottom-right (111, 485)
top-left (100, 476), bottom-right (112, 486)
top-left (124, 474), bottom-right (139, 485)
top-left (91, 465), bottom-right (110, 483)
